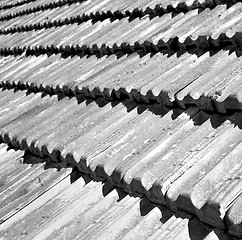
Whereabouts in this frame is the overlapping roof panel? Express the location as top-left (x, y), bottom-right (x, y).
top-left (1, 2), bottom-right (242, 112)
top-left (1, 0), bottom-right (242, 239)
top-left (0, 143), bottom-right (71, 227)
top-left (1, 48), bottom-right (242, 113)
top-left (0, 143), bottom-right (232, 240)
top-left (0, 88), bottom-right (241, 236)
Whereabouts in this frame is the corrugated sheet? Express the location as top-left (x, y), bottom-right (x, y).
top-left (0, 144), bottom-right (231, 239)
top-left (0, 143), bottom-right (71, 225)
top-left (0, 0), bottom-right (36, 11)
top-left (0, 2), bottom-right (242, 50)
top-left (0, 88), bottom-right (241, 236)
top-left (1, 0), bottom-right (242, 239)
top-left (0, 3), bottom-right (242, 111)
top-left (0, 0), bottom-right (227, 23)
top-left (1, 47), bottom-right (242, 112)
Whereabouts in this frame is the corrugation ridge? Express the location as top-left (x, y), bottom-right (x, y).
top-left (0, 0), bottom-right (240, 23)
top-left (0, 14), bottom-right (94, 34)
top-left (0, 0), bottom-right (37, 11)
top-left (0, 0), bottom-right (87, 22)
top-left (0, 27), bottom-right (241, 58)
top-left (1, 4), bottom-right (242, 56)
top-left (0, 104), bottom-right (173, 212)
top-left (0, 165), bottom-right (233, 240)
top-left (0, 142), bottom-right (71, 225)
top-left (0, 67), bottom-right (240, 114)
top-left (0, 122), bottom-right (239, 238)
top-left (0, 74), bottom-right (226, 113)
top-left (0, 166), bottom-right (71, 225)
top-left (0, 88), bottom-right (240, 237)
top-left (0, 47), bottom-right (242, 113)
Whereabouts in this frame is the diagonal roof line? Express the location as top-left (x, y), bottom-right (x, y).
top-left (0, 0), bottom-right (87, 22)
top-left (1, 74), bottom-right (241, 115)
top-left (0, 0), bottom-right (240, 23)
top-left (0, 0), bottom-right (37, 11)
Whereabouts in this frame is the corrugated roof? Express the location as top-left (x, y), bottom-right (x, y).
top-left (1, 2), bottom-right (242, 112)
top-left (1, 48), bottom-right (242, 112)
top-left (1, 0), bottom-right (242, 239)
top-left (0, 88), bottom-right (241, 236)
top-left (0, 143), bottom-right (232, 240)
top-left (1, 2), bottom-right (242, 50)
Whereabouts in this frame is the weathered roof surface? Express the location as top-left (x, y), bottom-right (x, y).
top-left (0, 143), bottom-right (232, 240)
top-left (0, 143), bottom-right (71, 225)
top-left (1, 0), bottom-right (242, 239)
top-left (1, 2), bottom-right (242, 112)
top-left (1, 48), bottom-right (242, 113)
top-left (0, 88), bottom-right (241, 237)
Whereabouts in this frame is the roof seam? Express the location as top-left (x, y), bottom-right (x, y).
top-left (0, 0), bottom-right (239, 23)
top-left (1, 76), bottom-right (241, 114)
top-left (0, 33), bottom-right (240, 59)
top-left (3, 143), bottom-right (240, 239)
